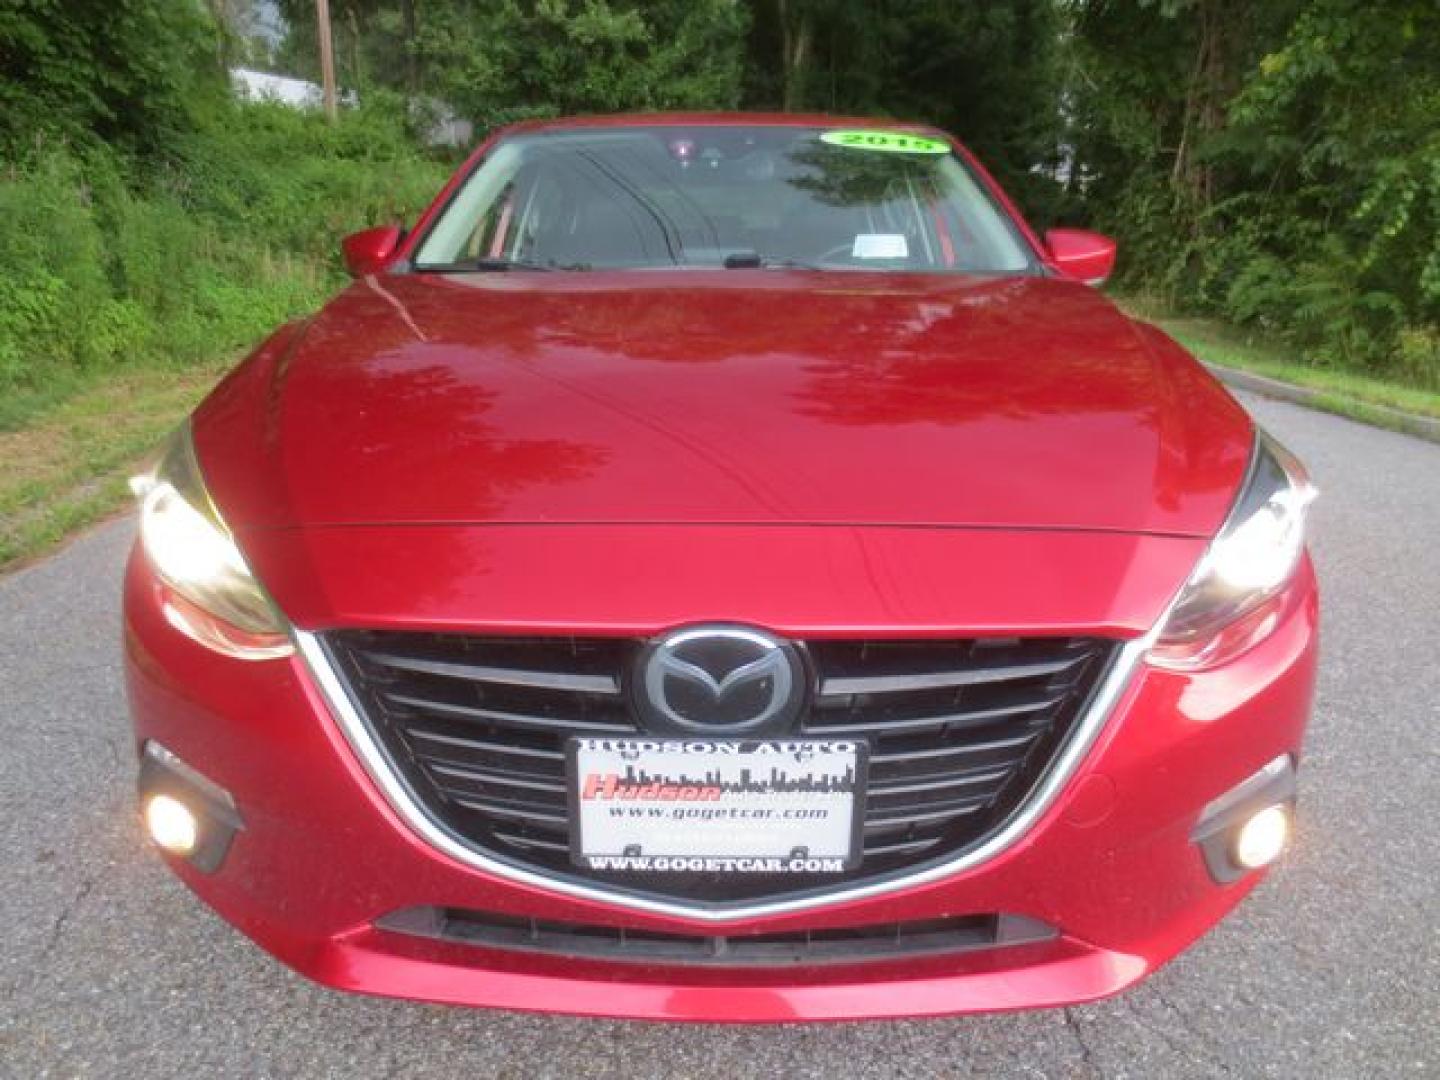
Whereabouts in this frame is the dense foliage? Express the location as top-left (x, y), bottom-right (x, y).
top-left (0, 0), bottom-right (219, 158)
top-left (1068, 0), bottom-right (1439, 384)
top-left (0, 98), bottom-right (445, 419)
top-left (275, 0), bottom-right (749, 126)
top-left (1, 0), bottom-right (1436, 412)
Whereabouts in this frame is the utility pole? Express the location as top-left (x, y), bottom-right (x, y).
top-left (315, 0), bottom-right (338, 122)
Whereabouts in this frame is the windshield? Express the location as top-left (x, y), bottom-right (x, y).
top-left (412, 125), bottom-right (1036, 275)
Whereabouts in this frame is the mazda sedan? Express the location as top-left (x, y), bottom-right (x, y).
top-left (124, 114), bottom-right (1318, 1021)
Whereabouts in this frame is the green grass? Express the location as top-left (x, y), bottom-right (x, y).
top-left (1118, 298), bottom-right (1440, 422)
top-left (0, 362), bottom-right (229, 569)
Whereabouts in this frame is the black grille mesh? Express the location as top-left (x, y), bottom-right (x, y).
top-left (377, 906), bottom-right (1056, 967)
top-left (324, 631), bottom-right (1116, 904)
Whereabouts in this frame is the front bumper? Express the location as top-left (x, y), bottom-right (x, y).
top-left (124, 547), bottom-right (1318, 1022)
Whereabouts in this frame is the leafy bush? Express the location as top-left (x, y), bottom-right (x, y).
top-left (0, 154), bottom-right (114, 387)
top-left (0, 0), bottom-right (222, 162)
top-left (1074, 0), bottom-right (1440, 391)
top-left (0, 100), bottom-right (449, 423)
top-left (168, 95), bottom-right (446, 259)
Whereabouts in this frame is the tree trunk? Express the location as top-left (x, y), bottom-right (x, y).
top-left (1172, 0), bottom-right (1232, 216)
top-left (346, 4), bottom-right (362, 94)
top-left (316, 0), bottom-right (338, 122)
top-left (780, 2), bottom-right (813, 112)
top-left (402, 0), bottom-right (420, 94)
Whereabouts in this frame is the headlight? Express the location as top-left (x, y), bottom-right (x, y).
top-left (131, 422), bottom-right (292, 659)
top-left (1149, 431), bottom-right (1316, 670)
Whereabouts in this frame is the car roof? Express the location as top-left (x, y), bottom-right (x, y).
top-left (496, 112), bottom-right (945, 138)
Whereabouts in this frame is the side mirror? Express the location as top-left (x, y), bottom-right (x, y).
top-left (341, 225), bottom-right (404, 276)
top-left (1044, 228), bottom-right (1117, 287)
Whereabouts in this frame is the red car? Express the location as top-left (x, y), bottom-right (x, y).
top-left (125, 114), bottom-right (1318, 1022)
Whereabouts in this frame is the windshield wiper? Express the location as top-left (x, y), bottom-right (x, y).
top-left (418, 256), bottom-right (588, 273)
top-left (722, 252), bottom-right (823, 270)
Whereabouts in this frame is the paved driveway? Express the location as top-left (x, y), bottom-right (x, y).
top-left (2, 393), bottom-right (1436, 1077)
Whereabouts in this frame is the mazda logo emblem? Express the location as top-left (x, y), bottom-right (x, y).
top-left (633, 626), bottom-right (807, 734)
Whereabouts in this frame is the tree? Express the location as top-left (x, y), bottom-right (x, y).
top-left (0, 0), bottom-right (222, 159)
top-left (1219, 0), bottom-right (1440, 366)
top-left (1066, 0), bottom-right (1439, 377)
top-left (273, 0), bottom-right (747, 126)
top-left (740, 1), bottom-right (1068, 213)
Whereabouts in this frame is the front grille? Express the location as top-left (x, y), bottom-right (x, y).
top-left (377, 906), bottom-right (1056, 967)
top-left (323, 631), bottom-right (1117, 905)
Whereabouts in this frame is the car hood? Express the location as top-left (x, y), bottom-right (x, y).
top-left (195, 272), bottom-right (1252, 537)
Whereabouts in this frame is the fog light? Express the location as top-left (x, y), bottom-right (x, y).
top-left (145, 794), bottom-right (199, 854)
top-left (137, 742), bottom-right (243, 872)
top-left (1191, 755), bottom-right (1297, 883)
top-left (1233, 804), bottom-right (1289, 870)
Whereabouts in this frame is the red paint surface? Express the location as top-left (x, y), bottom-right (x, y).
top-left (125, 550), bottom-right (1318, 1020)
top-left (126, 114), bottom-right (1316, 1020)
top-left (239, 523), bottom-right (1206, 638)
top-left (195, 273), bottom-right (1250, 537)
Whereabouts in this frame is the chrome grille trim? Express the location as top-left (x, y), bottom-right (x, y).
top-left (817, 655), bottom-right (1085, 697)
top-left (361, 649), bottom-right (622, 695)
top-left (295, 625), bottom-right (1158, 923)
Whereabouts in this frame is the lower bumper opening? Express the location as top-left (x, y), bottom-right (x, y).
top-left (137, 741), bottom-right (243, 873)
top-left (1191, 754), bottom-right (1297, 883)
top-left (375, 906), bottom-right (1056, 968)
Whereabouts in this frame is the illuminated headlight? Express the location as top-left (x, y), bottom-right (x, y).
top-left (1149, 432), bottom-right (1316, 670)
top-left (131, 422), bottom-right (292, 658)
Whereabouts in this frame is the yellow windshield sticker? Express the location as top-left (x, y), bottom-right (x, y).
top-left (819, 130), bottom-right (950, 154)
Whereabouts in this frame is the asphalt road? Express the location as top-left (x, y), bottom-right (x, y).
top-left (2, 392), bottom-right (1436, 1079)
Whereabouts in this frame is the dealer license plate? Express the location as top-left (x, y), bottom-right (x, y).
top-left (568, 738), bottom-right (866, 874)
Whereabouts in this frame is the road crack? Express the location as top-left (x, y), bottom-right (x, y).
top-left (38, 876), bottom-right (95, 964)
top-left (1125, 988), bottom-right (1238, 1076)
top-left (2, 876), bottom-right (96, 1006)
top-left (1063, 1007), bottom-right (1105, 1078)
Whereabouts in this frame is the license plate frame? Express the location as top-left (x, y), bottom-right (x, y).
top-left (566, 738), bottom-right (867, 874)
